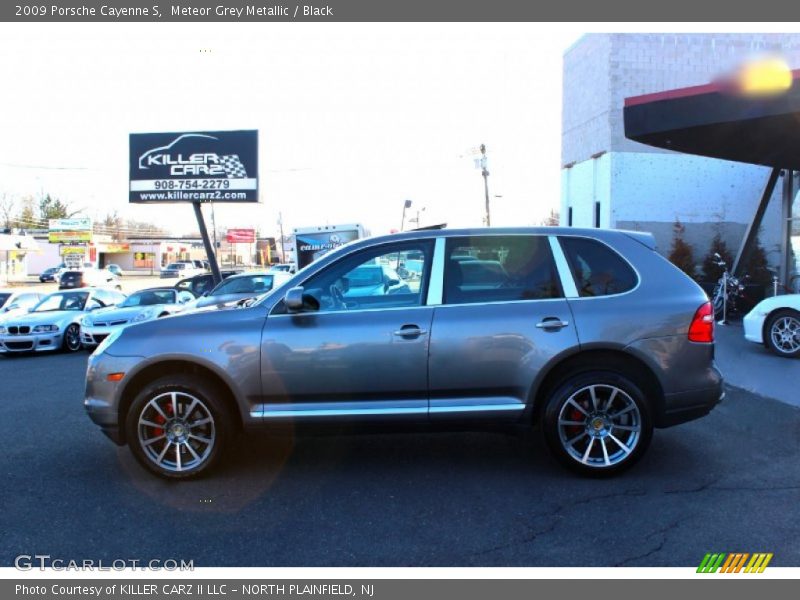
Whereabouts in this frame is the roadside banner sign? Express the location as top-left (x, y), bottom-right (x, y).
top-left (49, 217), bottom-right (92, 244)
top-left (49, 217), bottom-right (92, 231)
top-left (129, 130), bottom-right (259, 203)
top-left (226, 228), bottom-right (256, 243)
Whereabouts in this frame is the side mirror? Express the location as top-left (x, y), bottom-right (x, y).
top-left (386, 278), bottom-right (400, 287)
top-left (284, 287), bottom-right (305, 312)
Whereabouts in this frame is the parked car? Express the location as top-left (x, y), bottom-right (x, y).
top-left (59, 269), bottom-right (120, 290)
top-left (743, 294), bottom-right (800, 358)
top-left (1, 288), bottom-right (125, 354)
top-left (187, 271), bottom-right (292, 310)
top-left (39, 267), bottom-right (64, 283)
top-left (84, 228), bottom-right (722, 479)
top-left (175, 271), bottom-right (241, 298)
top-left (105, 264), bottom-right (123, 277)
top-left (269, 264), bottom-right (295, 274)
top-left (160, 261), bottom-right (203, 279)
top-left (340, 264), bottom-right (410, 298)
top-left (81, 287), bottom-right (194, 348)
top-left (0, 289), bottom-right (44, 318)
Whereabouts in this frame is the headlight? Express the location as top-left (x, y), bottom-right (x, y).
top-left (32, 324), bottom-right (59, 333)
top-left (132, 310), bottom-right (154, 323)
top-left (81, 315), bottom-right (93, 327)
top-left (93, 328), bottom-right (123, 356)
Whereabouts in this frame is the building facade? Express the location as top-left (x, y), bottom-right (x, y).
top-left (561, 33), bottom-right (800, 282)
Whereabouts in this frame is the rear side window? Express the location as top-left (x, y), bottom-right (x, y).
top-left (444, 235), bottom-right (562, 304)
top-left (559, 237), bottom-right (638, 297)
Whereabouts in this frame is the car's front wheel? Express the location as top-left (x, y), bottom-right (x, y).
top-left (61, 324), bottom-right (82, 352)
top-left (542, 371), bottom-right (653, 477)
top-left (125, 375), bottom-right (232, 479)
top-left (765, 309), bottom-right (800, 358)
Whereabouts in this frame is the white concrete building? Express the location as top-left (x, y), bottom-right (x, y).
top-left (561, 34), bottom-right (800, 277)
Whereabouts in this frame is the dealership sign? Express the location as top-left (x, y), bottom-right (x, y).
top-left (49, 217), bottom-right (92, 231)
top-left (226, 228), bottom-right (256, 243)
top-left (129, 130), bottom-right (259, 203)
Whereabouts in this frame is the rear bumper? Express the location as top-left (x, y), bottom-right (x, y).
top-left (658, 384), bottom-right (724, 427)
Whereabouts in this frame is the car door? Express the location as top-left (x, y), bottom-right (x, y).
top-left (428, 234), bottom-right (580, 420)
top-left (259, 240), bottom-right (435, 420)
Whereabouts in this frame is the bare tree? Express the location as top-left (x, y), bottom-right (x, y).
top-left (0, 192), bottom-right (16, 229)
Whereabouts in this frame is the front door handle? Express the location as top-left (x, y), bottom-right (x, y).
top-left (535, 318), bottom-right (569, 330)
top-left (393, 325), bottom-right (428, 338)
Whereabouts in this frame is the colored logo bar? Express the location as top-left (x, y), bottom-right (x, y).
top-left (697, 553), bottom-right (773, 573)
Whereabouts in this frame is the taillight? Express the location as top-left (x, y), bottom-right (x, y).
top-left (688, 302), bottom-right (714, 343)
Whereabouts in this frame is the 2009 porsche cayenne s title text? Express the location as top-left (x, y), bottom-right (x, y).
top-left (84, 227), bottom-right (723, 479)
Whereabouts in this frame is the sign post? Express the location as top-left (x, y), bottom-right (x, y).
top-left (129, 130), bottom-right (259, 285)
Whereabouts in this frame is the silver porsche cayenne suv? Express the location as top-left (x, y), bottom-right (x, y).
top-left (84, 228), bottom-right (723, 479)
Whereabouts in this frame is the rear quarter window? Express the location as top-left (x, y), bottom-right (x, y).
top-left (559, 236), bottom-right (638, 297)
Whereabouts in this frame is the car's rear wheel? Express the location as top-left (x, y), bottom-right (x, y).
top-left (61, 323), bottom-right (82, 352)
top-left (125, 375), bottom-right (232, 479)
top-left (765, 309), bottom-right (800, 358)
top-left (542, 371), bottom-right (653, 477)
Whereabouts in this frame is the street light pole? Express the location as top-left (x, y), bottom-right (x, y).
top-left (480, 144), bottom-right (491, 227)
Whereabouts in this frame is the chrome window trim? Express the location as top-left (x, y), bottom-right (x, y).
top-left (548, 235), bottom-right (579, 298)
top-left (269, 304), bottom-right (435, 318)
top-left (425, 237), bottom-right (445, 306)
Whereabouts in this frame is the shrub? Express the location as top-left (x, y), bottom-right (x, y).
top-left (668, 219), bottom-right (697, 280)
top-left (700, 234), bottom-right (733, 282)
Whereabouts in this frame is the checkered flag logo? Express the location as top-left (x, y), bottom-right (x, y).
top-left (219, 154), bottom-right (248, 178)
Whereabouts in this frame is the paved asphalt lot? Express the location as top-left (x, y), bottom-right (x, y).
top-left (1, 347), bottom-right (799, 567)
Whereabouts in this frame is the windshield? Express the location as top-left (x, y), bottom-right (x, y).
top-left (211, 275), bottom-right (274, 296)
top-left (119, 290), bottom-right (175, 307)
top-left (33, 292), bottom-right (89, 312)
top-left (166, 263), bottom-right (185, 270)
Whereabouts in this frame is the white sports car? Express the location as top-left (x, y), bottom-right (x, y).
top-left (743, 294), bottom-right (800, 358)
top-left (80, 287), bottom-right (194, 348)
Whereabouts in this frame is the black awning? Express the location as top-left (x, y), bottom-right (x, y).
top-left (624, 72), bottom-right (800, 169)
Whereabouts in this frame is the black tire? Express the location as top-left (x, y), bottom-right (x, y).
top-left (125, 374), bottom-right (233, 479)
top-left (61, 323), bottom-right (82, 352)
top-left (541, 371), bottom-right (653, 477)
top-left (764, 309), bottom-right (800, 358)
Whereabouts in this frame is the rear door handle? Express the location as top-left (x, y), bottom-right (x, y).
top-left (393, 326), bottom-right (428, 338)
top-left (535, 318), bottom-right (569, 330)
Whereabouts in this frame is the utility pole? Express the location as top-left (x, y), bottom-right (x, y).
top-left (480, 144), bottom-right (491, 227)
top-left (400, 199), bottom-right (412, 231)
top-left (278, 212), bottom-right (286, 263)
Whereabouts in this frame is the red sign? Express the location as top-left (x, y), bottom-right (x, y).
top-left (226, 228), bottom-right (256, 243)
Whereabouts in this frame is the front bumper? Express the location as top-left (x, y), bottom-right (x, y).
top-left (742, 310), bottom-right (766, 344)
top-left (0, 332), bottom-right (62, 352)
top-left (84, 352), bottom-right (145, 445)
top-left (81, 324), bottom-right (123, 347)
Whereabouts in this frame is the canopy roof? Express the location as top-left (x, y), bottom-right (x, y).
top-left (624, 70), bottom-right (800, 169)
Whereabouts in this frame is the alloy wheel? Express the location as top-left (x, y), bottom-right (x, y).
top-left (770, 315), bottom-right (800, 354)
top-left (556, 384), bottom-right (642, 469)
top-left (137, 391), bottom-right (216, 473)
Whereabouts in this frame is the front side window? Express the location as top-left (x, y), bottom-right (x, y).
top-left (297, 241), bottom-right (433, 313)
top-left (443, 235), bottom-right (562, 304)
top-left (559, 236), bottom-right (638, 297)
